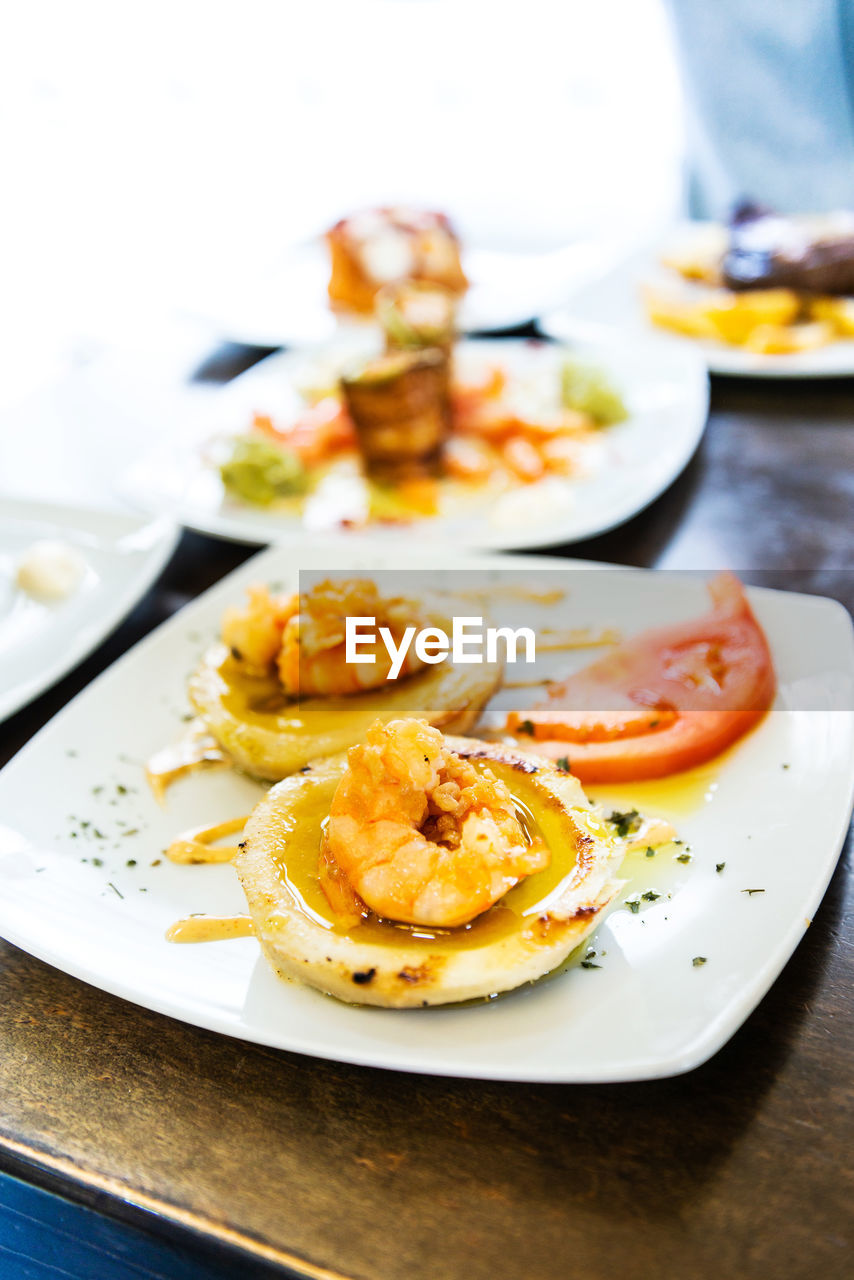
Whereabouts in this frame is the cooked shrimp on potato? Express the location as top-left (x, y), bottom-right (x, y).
top-left (222, 578), bottom-right (427, 697)
top-left (322, 719), bottom-right (549, 927)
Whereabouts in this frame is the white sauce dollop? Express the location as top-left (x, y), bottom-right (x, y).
top-left (15, 539), bottom-right (88, 601)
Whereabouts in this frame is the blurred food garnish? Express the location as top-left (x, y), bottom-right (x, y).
top-left (326, 207), bottom-right (468, 315)
top-left (376, 280), bottom-right (457, 355)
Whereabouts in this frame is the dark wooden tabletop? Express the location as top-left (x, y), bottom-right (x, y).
top-left (1, 354), bottom-right (852, 1280)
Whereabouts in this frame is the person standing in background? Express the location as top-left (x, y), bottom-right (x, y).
top-left (665, 0), bottom-right (854, 217)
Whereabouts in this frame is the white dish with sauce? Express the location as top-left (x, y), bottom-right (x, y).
top-left (0, 546), bottom-right (851, 1082)
top-left (0, 499), bottom-right (178, 722)
top-left (120, 335), bottom-right (709, 551)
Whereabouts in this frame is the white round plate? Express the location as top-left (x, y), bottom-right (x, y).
top-left (0, 499), bottom-right (178, 722)
top-left (0, 546), bottom-right (851, 1082)
top-left (541, 225), bottom-right (854, 379)
top-left (179, 236), bottom-right (634, 347)
top-left (121, 335), bottom-right (709, 550)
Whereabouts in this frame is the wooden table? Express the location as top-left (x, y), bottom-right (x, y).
top-left (1, 355), bottom-right (852, 1280)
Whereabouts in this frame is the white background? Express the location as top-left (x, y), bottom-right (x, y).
top-left (0, 0), bottom-right (682, 406)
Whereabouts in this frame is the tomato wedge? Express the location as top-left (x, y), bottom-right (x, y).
top-left (506, 573), bottom-right (776, 782)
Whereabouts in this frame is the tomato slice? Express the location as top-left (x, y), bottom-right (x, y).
top-left (506, 573), bottom-right (776, 782)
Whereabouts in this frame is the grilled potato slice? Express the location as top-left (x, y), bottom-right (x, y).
top-left (235, 738), bottom-right (624, 1008)
top-left (188, 645), bottom-right (501, 781)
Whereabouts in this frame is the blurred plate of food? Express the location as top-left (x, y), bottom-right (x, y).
top-left (178, 205), bottom-right (633, 346)
top-left (542, 207), bottom-right (854, 378)
top-left (0, 547), bottom-right (851, 1081)
top-left (0, 499), bottom-right (177, 722)
top-left (121, 309), bottom-right (708, 549)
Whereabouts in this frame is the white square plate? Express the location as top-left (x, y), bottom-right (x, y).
top-left (0, 547), bottom-right (851, 1082)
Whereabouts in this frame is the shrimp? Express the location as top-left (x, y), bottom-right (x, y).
top-left (222, 579), bottom-right (426, 696)
top-left (321, 719), bottom-right (549, 927)
top-left (222, 584), bottom-right (297, 676)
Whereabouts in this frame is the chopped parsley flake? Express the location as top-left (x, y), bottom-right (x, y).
top-left (692, 956), bottom-right (707, 967)
top-left (580, 960), bottom-right (602, 969)
top-left (609, 809), bottom-right (641, 838)
top-left (742, 888), bottom-right (765, 895)
top-left (556, 756), bottom-right (571, 772)
top-left (518, 719), bottom-right (535, 736)
top-left (645, 846), bottom-right (656, 858)
top-left (641, 890), bottom-right (661, 902)
top-left (716, 862), bottom-right (726, 874)
top-left (625, 896), bottom-right (641, 914)
top-left (676, 853), bottom-right (692, 864)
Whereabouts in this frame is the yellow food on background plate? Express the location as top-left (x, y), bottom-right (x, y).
top-left (183, 579), bottom-right (502, 781)
top-left (646, 207), bottom-right (854, 352)
top-left (642, 279), bottom-right (803, 345)
top-left (234, 718), bottom-right (656, 1008)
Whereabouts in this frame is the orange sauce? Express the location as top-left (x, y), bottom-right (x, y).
top-left (146, 718), bottom-right (230, 803)
top-left (166, 914), bottom-right (254, 943)
top-left (164, 816), bottom-right (249, 865)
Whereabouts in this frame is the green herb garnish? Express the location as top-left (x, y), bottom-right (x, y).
top-left (609, 809), bottom-right (641, 838)
top-left (692, 956), bottom-right (707, 967)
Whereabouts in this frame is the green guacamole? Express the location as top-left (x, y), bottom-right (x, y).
top-left (560, 359), bottom-right (628, 425)
top-left (219, 437), bottom-right (308, 506)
